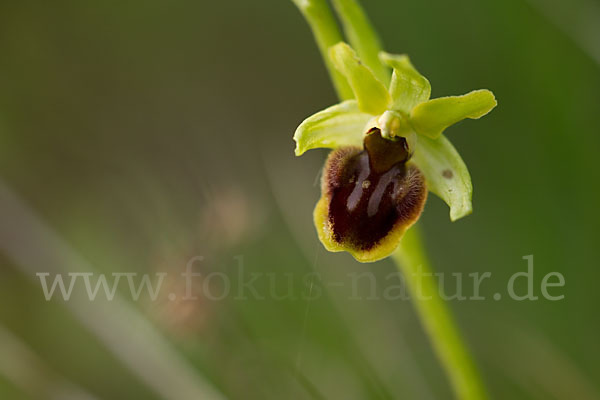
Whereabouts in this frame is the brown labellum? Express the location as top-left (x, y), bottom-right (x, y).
top-left (317, 128), bottom-right (427, 261)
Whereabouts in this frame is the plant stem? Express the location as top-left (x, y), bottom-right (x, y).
top-left (330, 0), bottom-right (391, 85)
top-left (393, 226), bottom-right (489, 400)
top-left (291, 0), bottom-right (354, 100)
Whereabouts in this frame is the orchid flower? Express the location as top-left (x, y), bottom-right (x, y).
top-left (294, 42), bottom-right (496, 262)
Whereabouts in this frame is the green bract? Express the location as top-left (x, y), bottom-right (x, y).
top-left (295, 42), bottom-right (496, 219)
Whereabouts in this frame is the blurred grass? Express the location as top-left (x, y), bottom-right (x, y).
top-left (0, 0), bottom-right (599, 399)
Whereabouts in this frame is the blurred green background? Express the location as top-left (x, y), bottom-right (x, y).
top-left (0, 0), bottom-right (599, 399)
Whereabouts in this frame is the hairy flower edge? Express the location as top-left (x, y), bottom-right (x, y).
top-left (314, 144), bottom-right (427, 263)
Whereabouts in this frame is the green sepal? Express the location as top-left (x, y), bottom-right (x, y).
top-left (410, 134), bottom-right (473, 221)
top-left (379, 52), bottom-right (431, 113)
top-left (293, 100), bottom-right (372, 156)
top-left (329, 42), bottom-right (391, 115)
top-left (410, 89), bottom-right (497, 139)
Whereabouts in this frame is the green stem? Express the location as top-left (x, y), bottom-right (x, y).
top-left (329, 0), bottom-right (391, 85)
top-left (393, 226), bottom-right (489, 400)
top-left (291, 0), bottom-right (354, 100)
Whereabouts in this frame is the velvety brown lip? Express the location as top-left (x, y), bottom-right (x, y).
top-left (325, 129), bottom-right (426, 251)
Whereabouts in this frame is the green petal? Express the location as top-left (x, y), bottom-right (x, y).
top-left (410, 134), bottom-right (472, 221)
top-left (410, 89), bottom-right (497, 139)
top-left (293, 100), bottom-right (372, 156)
top-left (379, 52), bottom-right (431, 113)
top-left (329, 42), bottom-right (391, 115)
